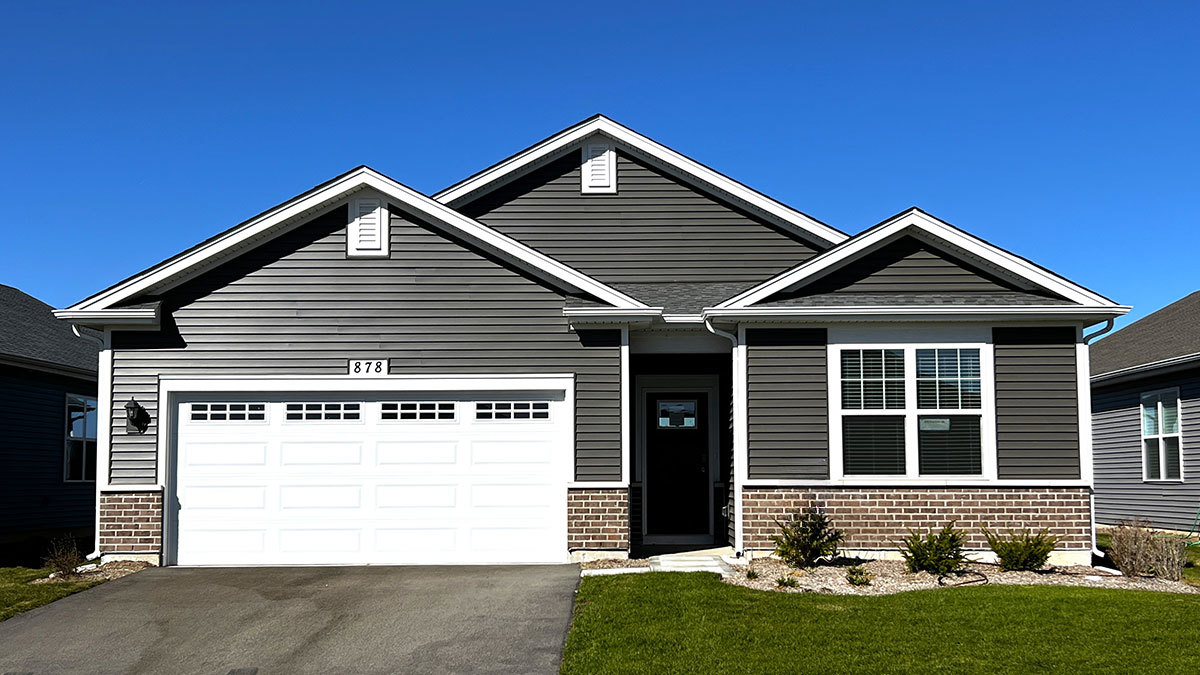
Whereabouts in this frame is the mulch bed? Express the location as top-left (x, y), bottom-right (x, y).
top-left (725, 557), bottom-right (1198, 596)
top-left (580, 557), bottom-right (653, 570)
top-left (30, 560), bottom-right (152, 585)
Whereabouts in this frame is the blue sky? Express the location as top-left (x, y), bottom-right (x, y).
top-left (1, 2), bottom-right (1196, 329)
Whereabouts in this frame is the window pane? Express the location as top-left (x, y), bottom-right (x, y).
top-left (841, 380), bottom-right (862, 409)
top-left (84, 441), bottom-right (97, 481)
top-left (843, 416), bottom-right (906, 475)
top-left (1142, 397), bottom-right (1159, 435)
top-left (1162, 397), bottom-right (1180, 434)
top-left (916, 349), bottom-right (936, 378)
top-left (67, 400), bottom-right (88, 439)
top-left (1163, 437), bottom-right (1181, 480)
top-left (938, 380), bottom-right (960, 409)
top-left (862, 350), bottom-right (882, 379)
top-left (918, 415), bottom-right (982, 475)
top-left (1144, 439), bottom-right (1161, 480)
top-left (937, 349), bottom-right (959, 378)
top-left (960, 379), bottom-right (982, 409)
top-left (862, 380), bottom-right (884, 409)
top-left (884, 350), bottom-right (904, 378)
top-left (917, 380), bottom-right (938, 409)
top-left (66, 440), bottom-right (85, 481)
top-left (884, 380), bottom-right (905, 409)
top-left (841, 350), bottom-right (861, 379)
top-left (959, 349), bottom-right (980, 378)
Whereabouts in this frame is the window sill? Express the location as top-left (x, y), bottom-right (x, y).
top-left (1142, 479), bottom-right (1186, 484)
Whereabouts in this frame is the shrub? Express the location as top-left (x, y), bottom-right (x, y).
top-left (1109, 519), bottom-right (1156, 577)
top-left (846, 565), bottom-right (872, 586)
top-left (1150, 535), bottom-right (1188, 581)
top-left (745, 569), bottom-right (759, 580)
top-left (982, 527), bottom-right (1059, 571)
top-left (897, 522), bottom-right (967, 574)
top-left (772, 509), bottom-right (843, 569)
top-left (43, 536), bottom-right (85, 578)
top-left (775, 575), bottom-right (798, 588)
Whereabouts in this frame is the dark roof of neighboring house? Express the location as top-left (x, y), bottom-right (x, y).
top-left (0, 284), bottom-right (98, 375)
top-left (1091, 290), bottom-right (1200, 377)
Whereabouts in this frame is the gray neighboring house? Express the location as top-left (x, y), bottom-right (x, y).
top-left (0, 284), bottom-right (98, 562)
top-left (56, 116), bottom-right (1127, 567)
top-left (1092, 291), bottom-right (1200, 531)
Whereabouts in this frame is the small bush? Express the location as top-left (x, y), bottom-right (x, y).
top-left (1150, 535), bottom-right (1188, 581)
top-left (772, 509), bottom-right (843, 569)
top-left (43, 536), bottom-right (85, 578)
top-left (1109, 519), bottom-right (1156, 577)
top-left (846, 565), bottom-right (872, 586)
top-left (775, 575), bottom-right (798, 588)
top-left (982, 527), bottom-right (1059, 571)
top-left (897, 522), bottom-right (967, 574)
top-left (745, 569), bottom-right (759, 580)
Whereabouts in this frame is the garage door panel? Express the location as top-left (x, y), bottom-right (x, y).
top-left (172, 393), bottom-right (569, 565)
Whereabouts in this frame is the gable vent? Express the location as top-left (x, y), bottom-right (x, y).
top-left (347, 197), bottom-right (389, 258)
top-left (581, 141), bottom-right (617, 194)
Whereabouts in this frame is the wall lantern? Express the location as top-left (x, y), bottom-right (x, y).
top-left (125, 398), bottom-right (151, 434)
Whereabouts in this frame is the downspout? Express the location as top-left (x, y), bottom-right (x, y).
top-left (71, 325), bottom-right (105, 561)
top-left (1083, 319), bottom-right (1116, 559)
top-left (705, 318), bottom-right (741, 554)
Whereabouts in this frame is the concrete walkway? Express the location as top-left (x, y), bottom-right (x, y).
top-left (648, 548), bottom-right (739, 576)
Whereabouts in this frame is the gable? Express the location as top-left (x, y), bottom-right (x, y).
top-left (456, 148), bottom-right (821, 285)
top-left (757, 236), bottom-right (1068, 307)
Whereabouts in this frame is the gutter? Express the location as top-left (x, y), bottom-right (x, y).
top-left (69, 325), bottom-right (106, 562)
top-left (1083, 319), bottom-right (1117, 560)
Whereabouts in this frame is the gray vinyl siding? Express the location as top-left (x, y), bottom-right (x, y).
top-left (108, 204), bottom-right (621, 484)
top-left (993, 327), bottom-right (1080, 478)
top-left (0, 365), bottom-right (96, 536)
top-left (746, 329), bottom-right (828, 480)
top-left (1093, 369), bottom-right (1200, 531)
top-left (458, 150), bottom-right (821, 284)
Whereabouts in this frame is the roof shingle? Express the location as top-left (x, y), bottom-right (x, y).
top-left (0, 285), bottom-right (98, 374)
top-left (1091, 290), bottom-right (1200, 377)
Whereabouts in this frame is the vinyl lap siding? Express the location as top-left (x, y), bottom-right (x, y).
top-left (993, 327), bottom-right (1080, 478)
top-left (1093, 371), bottom-right (1200, 531)
top-left (108, 204), bottom-right (621, 483)
top-left (458, 150), bottom-right (820, 284)
top-left (0, 366), bottom-right (96, 535)
top-left (746, 329), bottom-right (828, 480)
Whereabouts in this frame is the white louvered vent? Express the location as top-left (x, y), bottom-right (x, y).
top-left (581, 141), bottom-right (617, 194)
top-left (347, 197), bottom-right (389, 258)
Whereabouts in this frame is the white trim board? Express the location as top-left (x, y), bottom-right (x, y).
top-left (433, 115), bottom-right (847, 248)
top-left (716, 208), bottom-right (1127, 311)
top-left (64, 167), bottom-right (648, 316)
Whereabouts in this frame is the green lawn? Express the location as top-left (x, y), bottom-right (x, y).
top-left (562, 572), bottom-right (1200, 674)
top-left (1095, 532), bottom-right (1200, 585)
top-left (0, 568), bottom-right (103, 622)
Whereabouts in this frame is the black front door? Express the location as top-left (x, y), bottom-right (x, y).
top-left (645, 392), bottom-right (710, 537)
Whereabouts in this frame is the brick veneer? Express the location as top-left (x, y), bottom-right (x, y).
top-left (99, 491), bottom-right (163, 556)
top-left (742, 487), bottom-right (1091, 551)
top-left (567, 488), bottom-right (629, 550)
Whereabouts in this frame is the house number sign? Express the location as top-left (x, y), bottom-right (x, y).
top-left (348, 359), bottom-right (388, 377)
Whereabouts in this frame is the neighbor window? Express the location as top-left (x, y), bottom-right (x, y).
top-left (1141, 389), bottom-right (1182, 481)
top-left (837, 346), bottom-right (986, 478)
top-left (65, 394), bottom-right (97, 482)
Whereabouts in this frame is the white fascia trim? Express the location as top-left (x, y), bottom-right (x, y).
top-left (563, 307), bottom-right (663, 325)
top-left (54, 308), bottom-right (160, 326)
top-left (718, 209), bottom-right (1123, 309)
top-left (702, 305), bottom-right (1130, 322)
top-left (67, 168), bottom-right (648, 313)
top-left (433, 116), bottom-right (847, 248)
top-left (741, 479), bottom-right (1094, 488)
top-left (661, 314), bottom-right (703, 323)
top-left (1091, 351), bottom-right (1200, 383)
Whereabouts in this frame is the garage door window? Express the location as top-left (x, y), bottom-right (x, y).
top-left (285, 402), bottom-right (362, 421)
top-left (475, 401), bottom-right (550, 420)
top-left (382, 401), bottom-right (456, 421)
top-left (190, 402), bottom-right (267, 422)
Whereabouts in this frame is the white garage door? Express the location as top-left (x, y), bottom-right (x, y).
top-left (170, 393), bottom-right (570, 566)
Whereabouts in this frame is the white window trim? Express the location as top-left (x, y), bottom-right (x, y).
top-left (1141, 387), bottom-right (1184, 483)
top-left (64, 392), bottom-right (98, 483)
top-left (347, 196), bottom-right (390, 259)
top-left (828, 342), bottom-right (998, 483)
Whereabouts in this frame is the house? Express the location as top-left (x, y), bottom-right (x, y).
top-left (1, 284), bottom-right (99, 564)
top-left (1091, 291), bottom-right (1200, 532)
top-left (55, 116), bottom-right (1127, 567)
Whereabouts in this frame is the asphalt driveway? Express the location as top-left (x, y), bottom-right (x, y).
top-left (0, 564), bottom-right (579, 675)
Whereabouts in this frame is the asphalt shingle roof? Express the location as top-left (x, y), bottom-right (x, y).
top-left (0, 284), bottom-right (98, 374)
top-left (611, 282), bottom-right (760, 313)
top-left (756, 291), bottom-right (1074, 307)
top-left (1090, 290), bottom-right (1200, 377)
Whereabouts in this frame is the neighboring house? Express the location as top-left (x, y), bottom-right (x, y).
top-left (56, 116), bottom-right (1127, 567)
top-left (1092, 291), bottom-right (1200, 532)
top-left (0, 284), bottom-right (98, 562)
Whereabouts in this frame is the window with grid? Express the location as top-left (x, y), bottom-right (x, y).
top-left (189, 402), bottom-right (266, 422)
top-left (1142, 389), bottom-right (1182, 481)
top-left (381, 402), bottom-right (456, 421)
top-left (475, 401), bottom-right (550, 420)
top-left (284, 402), bottom-right (362, 421)
top-left (65, 394), bottom-right (97, 482)
top-left (841, 349), bottom-right (905, 409)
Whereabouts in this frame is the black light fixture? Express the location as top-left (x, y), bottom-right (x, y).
top-left (125, 398), bottom-right (151, 434)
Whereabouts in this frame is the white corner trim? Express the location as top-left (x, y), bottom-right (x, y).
top-left (733, 325), bottom-right (748, 553)
top-left (432, 115), bottom-right (847, 247)
top-left (1076, 338), bottom-right (1095, 486)
top-left (716, 208), bottom-right (1126, 309)
top-left (620, 327), bottom-right (630, 485)
top-left (93, 331), bottom-right (112, 549)
top-left (65, 167), bottom-right (649, 314)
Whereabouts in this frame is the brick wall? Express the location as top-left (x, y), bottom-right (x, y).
top-left (99, 491), bottom-right (163, 555)
top-left (568, 488), bottom-right (629, 550)
top-left (742, 487), bottom-right (1091, 551)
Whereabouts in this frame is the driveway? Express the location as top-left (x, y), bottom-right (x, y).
top-left (0, 565), bottom-right (579, 675)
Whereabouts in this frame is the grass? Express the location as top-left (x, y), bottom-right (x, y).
top-left (0, 568), bottom-right (103, 622)
top-left (562, 572), bottom-right (1200, 674)
top-left (1095, 532), bottom-right (1200, 585)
